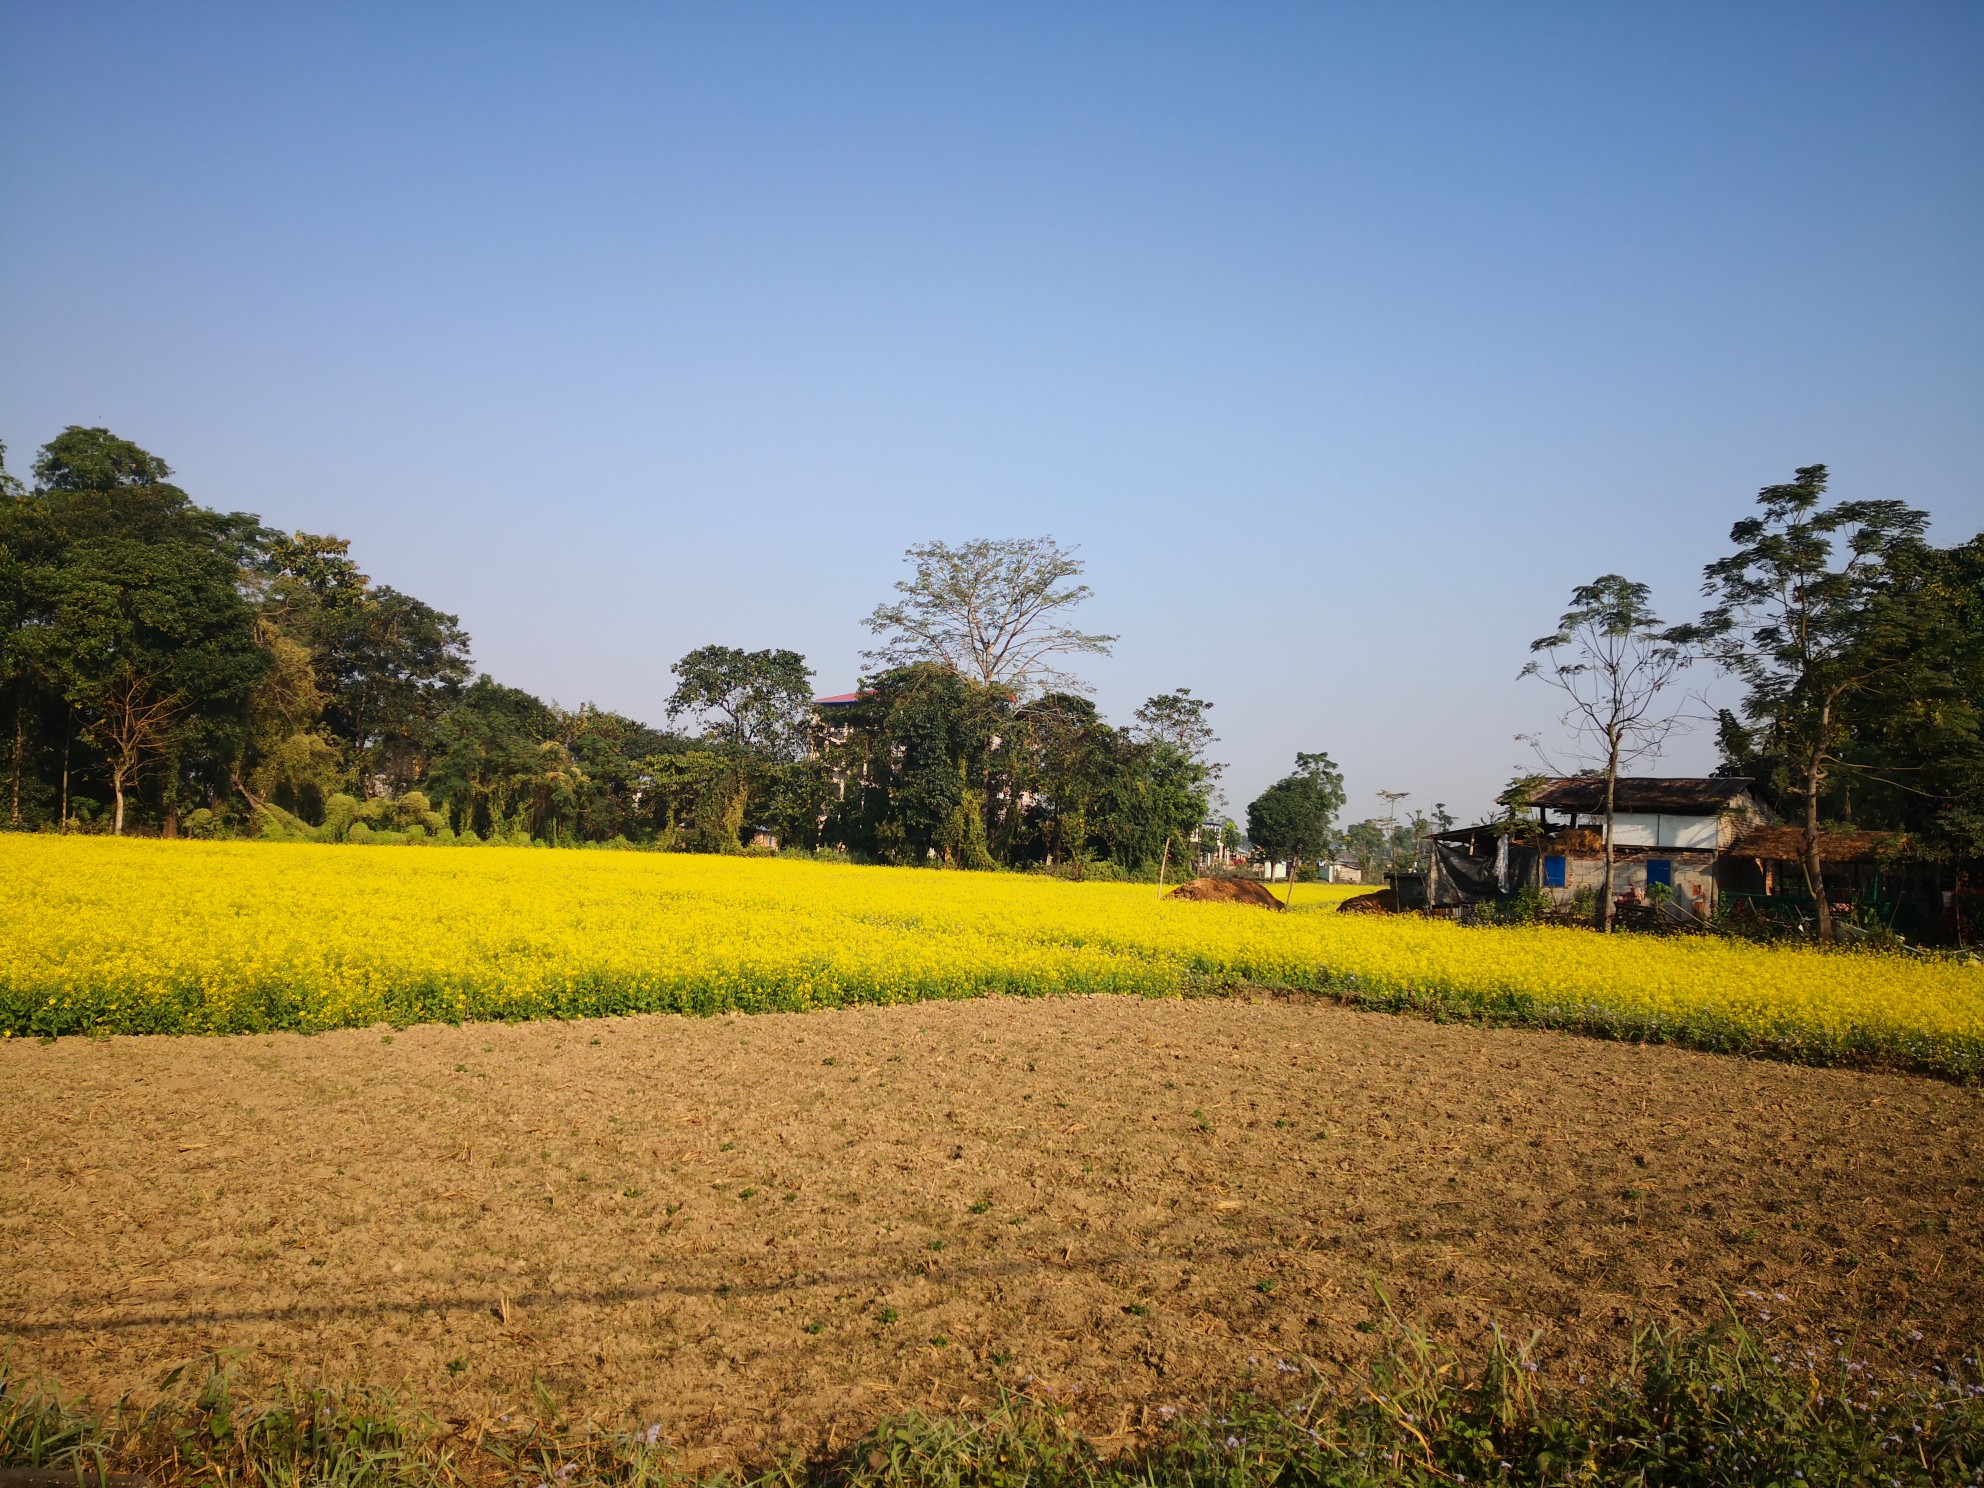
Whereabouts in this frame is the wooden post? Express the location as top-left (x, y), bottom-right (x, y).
top-left (1155, 836), bottom-right (1172, 899)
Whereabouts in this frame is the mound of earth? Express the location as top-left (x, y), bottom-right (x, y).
top-left (1338, 888), bottom-right (1398, 914)
top-left (1164, 876), bottom-right (1287, 910)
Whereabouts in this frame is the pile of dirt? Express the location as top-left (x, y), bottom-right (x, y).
top-left (1338, 889), bottom-right (1398, 914)
top-left (1163, 876), bottom-right (1286, 910)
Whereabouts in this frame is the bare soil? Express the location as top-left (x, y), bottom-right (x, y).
top-left (3, 995), bottom-right (1978, 1465)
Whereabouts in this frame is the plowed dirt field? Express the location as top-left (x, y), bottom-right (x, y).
top-left (3, 994), bottom-right (1977, 1465)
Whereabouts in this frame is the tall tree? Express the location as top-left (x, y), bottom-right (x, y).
top-left (22, 428), bottom-right (268, 834)
top-left (1523, 574), bottom-right (1689, 932)
top-left (1843, 535), bottom-right (1984, 864)
top-left (318, 586), bottom-right (472, 792)
top-left (666, 645), bottom-right (815, 760)
top-left (1132, 689), bottom-right (1223, 788)
top-left (1246, 752), bottom-right (1345, 896)
top-left (1674, 466), bottom-right (1928, 942)
top-left (862, 537), bottom-right (1116, 698)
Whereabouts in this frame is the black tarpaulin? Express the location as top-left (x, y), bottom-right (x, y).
top-left (1432, 841), bottom-right (1500, 905)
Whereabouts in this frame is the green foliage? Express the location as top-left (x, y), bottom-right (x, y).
top-left (667, 644), bottom-right (816, 760)
top-left (2, 434), bottom-right (1219, 874)
top-left (846, 666), bottom-right (994, 865)
top-left (645, 750), bottom-right (752, 853)
top-left (1482, 886), bottom-right (1552, 926)
top-left (4, 1315), bottom-right (1976, 1488)
top-left (1247, 752), bottom-right (1345, 870)
top-left (1678, 466), bottom-right (1934, 940)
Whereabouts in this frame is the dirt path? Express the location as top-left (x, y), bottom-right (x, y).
top-left (3, 994), bottom-right (1978, 1462)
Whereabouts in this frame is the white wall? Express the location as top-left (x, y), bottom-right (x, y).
top-left (1603, 814), bottom-right (1720, 849)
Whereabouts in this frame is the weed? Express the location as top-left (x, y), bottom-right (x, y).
top-left (8, 1313), bottom-right (1968, 1488)
top-left (444, 1359), bottom-right (467, 1377)
top-left (877, 1308), bottom-right (899, 1325)
top-left (803, 1322), bottom-right (823, 1335)
top-left (968, 1200), bottom-right (991, 1214)
top-left (621, 1187), bottom-right (643, 1198)
top-left (1123, 1303), bottom-right (1149, 1317)
top-left (1254, 1279), bottom-right (1276, 1294)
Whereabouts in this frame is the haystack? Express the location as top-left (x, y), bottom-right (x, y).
top-left (1164, 876), bottom-right (1287, 911)
top-left (1337, 889), bottom-right (1398, 914)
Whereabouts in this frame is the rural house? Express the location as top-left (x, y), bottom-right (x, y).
top-left (1426, 777), bottom-right (1772, 916)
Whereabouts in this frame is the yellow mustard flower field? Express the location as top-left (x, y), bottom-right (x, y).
top-left (3, 835), bottom-right (1979, 1077)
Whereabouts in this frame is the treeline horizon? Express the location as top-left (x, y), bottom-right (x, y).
top-left (0, 427), bottom-right (1228, 874)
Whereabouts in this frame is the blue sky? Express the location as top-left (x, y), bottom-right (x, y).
top-left (3, 2), bottom-right (1979, 823)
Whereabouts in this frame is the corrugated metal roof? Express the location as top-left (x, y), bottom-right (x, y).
top-left (812, 692), bottom-right (863, 706)
top-left (1518, 777), bottom-right (1757, 814)
top-left (1727, 827), bottom-right (1899, 862)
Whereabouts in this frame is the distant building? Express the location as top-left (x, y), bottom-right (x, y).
top-left (1425, 776), bottom-right (1899, 919)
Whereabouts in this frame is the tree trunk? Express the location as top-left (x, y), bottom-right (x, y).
top-left (112, 762), bottom-right (127, 836)
top-left (9, 701), bottom-right (21, 827)
top-left (1599, 741), bottom-right (1619, 933)
top-left (1803, 744), bottom-right (1831, 944)
top-left (60, 711), bottom-right (71, 830)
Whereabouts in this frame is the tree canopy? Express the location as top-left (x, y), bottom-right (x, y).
top-left (1245, 752), bottom-right (1345, 876)
top-left (1, 430), bottom-right (1222, 873)
top-left (862, 537), bottom-right (1116, 698)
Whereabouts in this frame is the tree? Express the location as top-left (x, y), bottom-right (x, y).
top-left (318, 586), bottom-right (472, 791)
top-left (87, 673), bottom-right (188, 834)
top-left (1673, 467), bottom-right (1928, 942)
top-left (1840, 535), bottom-right (1984, 864)
top-left (666, 645), bottom-right (815, 760)
top-left (23, 430), bottom-right (268, 833)
top-left (425, 677), bottom-right (560, 837)
top-left (817, 665), bottom-right (1001, 866)
top-left (1, 442), bottom-right (43, 824)
top-left (1523, 574), bottom-right (1688, 933)
top-left (862, 537), bottom-right (1115, 698)
top-left (1246, 752), bottom-right (1345, 895)
top-left (31, 426), bottom-right (175, 492)
top-left (1132, 689), bottom-right (1223, 783)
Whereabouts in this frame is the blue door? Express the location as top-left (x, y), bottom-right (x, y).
top-left (1646, 859), bottom-right (1673, 888)
top-left (1544, 855), bottom-right (1566, 888)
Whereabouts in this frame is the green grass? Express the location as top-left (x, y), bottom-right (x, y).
top-left (5, 1315), bottom-right (1979, 1487)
